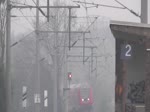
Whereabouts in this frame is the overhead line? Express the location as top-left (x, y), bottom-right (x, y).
top-left (12, 5), bottom-right (80, 9)
top-left (73, 1), bottom-right (125, 9)
top-left (11, 23), bottom-right (48, 47)
top-left (85, 17), bottom-right (98, 31)
top-left (10, 1), bottom-right (33, 7)
top-left (31, 0), bottom-right (47, 17)
top-left (39, 30), bottom-right (90, 34)
top-left (11, 0), bottom-right (47, 18)
top-left (67, 55), bottom-right (106, 57)
top-left (115, 0), bottom-right (140, 17)
top-left (19, 9), bottom-right (34, 28)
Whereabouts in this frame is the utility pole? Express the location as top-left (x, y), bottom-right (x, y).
top-left (95, 57), bottom-right (98, 77)
top-left (68, 8), bottom-right (71, 50)
top-left (89, 61), bottom-right (91, 81)
top-left (6, 0), bottom-right (11, 112)
top-left (53, 6), bottom-right (60, 112)
top-left (83, 33), bottom-right (85, 64)
top-left (141, 0), bottom-right (148, 23)
top-left (53, 35), bottom-right (58, 112)
top-left (63, 42), bottom-right (68, 112)
top-left (90, 48), bottom-right (94, 79)
top-left (34, 0), bottom-right (40, 112)
top-left (47, 0), bottom-right (49, 22)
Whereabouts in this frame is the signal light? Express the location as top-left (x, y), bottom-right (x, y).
top-left (68, 72), bottom-right (72, 80)
top-left (82, 99), bottom-right (84, 101)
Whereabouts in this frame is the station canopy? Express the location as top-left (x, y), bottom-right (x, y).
top-left (110, 20), bottom-right (150, 41)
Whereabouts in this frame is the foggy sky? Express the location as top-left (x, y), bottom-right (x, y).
top-left (11, 0), bottom-right (150, 37)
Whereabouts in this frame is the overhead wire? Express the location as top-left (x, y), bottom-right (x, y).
top-left (11, 30), bottom-right (35, 47)
top-left (19, 9), bottom-right (34, 28)
top-left (73, 1), bottom-right (125, 9)
top-left (11, 1), bottom-right (36, 18)
top-left (82, 0), bottom-right (93, 65)
top-left (85, 16), bottom-right (98, 32)
top-left (31, 0), bottom-right (47, 17)
top-left (68, 17), bottom-right (98, 48)
top-left (84, 0), bottom-right (90, 29)
top-left (24, 0), bottom-right (36, 28)
top-left (12, 20), bottom-right (33, 31)
top-left (11, 22), bottom-right (48, 47)
top-left (11, 0), bottom-right (48, 18)
top-left (11, 15), bottom-right (45, 17)
top-left (10, 1), bottom-right (33, 7)
top-left (114, 0), bottom-right (140, 17)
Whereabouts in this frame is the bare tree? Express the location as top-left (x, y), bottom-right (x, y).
top-left (0, 0), bottom-right (6, 73)
top-left (0, 0), bottom-right (17, 111)
top-left (0, 1), bottom-right (7, 111)
top-left (38, 1), bottom-right (78, 112)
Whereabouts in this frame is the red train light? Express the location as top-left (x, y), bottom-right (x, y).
top-left (68, 72), bottom-right (72, 80)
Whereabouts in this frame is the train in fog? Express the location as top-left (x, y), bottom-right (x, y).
top-left (68, 83), bottom-right (93, 112)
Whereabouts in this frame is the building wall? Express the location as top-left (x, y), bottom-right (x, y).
top-left (115, 40), bottom-right (146, 112)
top-left (126, 43), bottom-right (146, 104)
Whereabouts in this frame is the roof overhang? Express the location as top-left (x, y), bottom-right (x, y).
top-left (110, 20), bottom-right (150, 41)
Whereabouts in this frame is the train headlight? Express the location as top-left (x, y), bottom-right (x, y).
top-left (87, 98), bottom-right (90, 101)
top-left (82, 99), bottom-right (84, 101)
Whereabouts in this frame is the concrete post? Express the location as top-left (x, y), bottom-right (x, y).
top-left (141, 0), bottom-right (148, 23)
top-left (35, 0), bottom-right (41, 112)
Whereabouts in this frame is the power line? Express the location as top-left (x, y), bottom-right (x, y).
top-left (11, 31), bottom-right (34, 47)
top-left (10, 1), bottom-right (32, 7)
top-left (12, 15), bottom-right (95, 18)
top-left (73, 1), bottom-right (125, 9)
top-left (11, 15), bottom-right (43, 17)
top-left (11, 23), bottom-right (48, 47)
top-left (31, 0), bottom-right (47, 17)
top-left (11, 0), bottom-right (47, 18)
top-left (72, 15), bottom-right (100, 18)
top-left (19, 9), bottom-right (34, 28)
top-left (85, 16), bottom-right (98, 31)
top-left (12, 20), bottom-right (33, 31)
top-left (12, 5), bottom-right (80, 9)
top-left (23, 0), bottom-right (36, 17)
top-left (11, 1), bottom-right (36, 17)
top-left (114, 0), bottom-right (140, 18)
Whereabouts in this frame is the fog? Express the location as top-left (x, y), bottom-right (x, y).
top-left (1, 0), bottom-right (149, 112)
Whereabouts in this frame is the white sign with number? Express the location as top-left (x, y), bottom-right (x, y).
top-left (121, 44), bottom-right (132, 60)
top-left (125, 44), bottom-right (132, 57)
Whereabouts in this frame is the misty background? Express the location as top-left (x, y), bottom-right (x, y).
top-left (2, 0), bottom-right (150, 112)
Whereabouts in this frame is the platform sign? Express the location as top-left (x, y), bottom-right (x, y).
top-left (34, 94), bottom-right (41, 103)
top-left (121, 44), bottom-right (132, 60)
top-left (22, 86), bottom-right (27, 108)
top-left (44, 90), bottom-right (48, 107)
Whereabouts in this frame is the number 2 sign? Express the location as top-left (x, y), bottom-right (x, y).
top-left (120, 44), bottom-right (132, 60)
